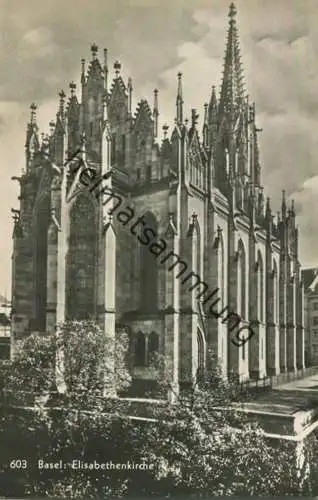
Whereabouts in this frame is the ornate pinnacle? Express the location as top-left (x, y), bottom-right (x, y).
top-left (176, 72), bottom-right (183, 124)
top-left (191, 109), bottom-right (199, 128)
top-left (91, 43), bottom-right (98, 59)
top-left (114, 60), bottom-right (121, 77)
top-left (229, 2), bottom-right (237, 20)
top-left (30, 103), bottom-right (37, 124)
top-left (58, 90), bottom-right (66, 117)
top-left (69, 81), bottom-right (76, 96)
top-left (81, 59), bottom-right (86, 84)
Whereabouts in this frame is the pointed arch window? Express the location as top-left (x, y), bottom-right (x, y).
top-left (273, 260), bottom-right (279, 324)
top-left (217, 232), bottom-right (225, 310)
top-left (256, 251), bottom-right (264, 322)
top-left (237, 240), bottom-right (246, 320)
top-left (135, 331), bottom-right (146, 367)
top-left (148, 331), bottom-right (159, 365)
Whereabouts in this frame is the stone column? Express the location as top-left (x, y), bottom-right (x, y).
top-left (163, 223), bottom-right (180, 400)
top-left (287, 278), bottom-right (297, 371)
top-left (279, 262), bottom-right (287, 372)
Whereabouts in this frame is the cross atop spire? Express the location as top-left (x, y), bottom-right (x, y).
top-left (218, 2), bottom-right (245, 127)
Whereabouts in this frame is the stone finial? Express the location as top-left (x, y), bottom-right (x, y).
top-left (30, 103), bottom-right (37, 124)
top-left (58, 90), bottom-right (66, 117)
top-left (114, 60), bottom-right (121, 77)
top-left (103, 48), bottom-right (108, 90)
top-left (191, 109), bottom-right (199, 128)
top-left (91, 43), bottom-right (98, 60)
top-left (81, 58), bottom-right (86, 84)
top-left (162, 124), bottom-right (169, 139)
top-left (176, 72), bottom-right (183, 124)
top-left (229, 2), bottom-right (237, 21)
top-left (69, 81), bottom-right (76, 96)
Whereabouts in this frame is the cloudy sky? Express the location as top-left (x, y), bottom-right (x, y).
top-left (0, 0), bottom-right (318, 294)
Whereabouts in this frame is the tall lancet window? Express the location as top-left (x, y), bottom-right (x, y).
top-left (217, 232), bottom-right (225, 310)
top-left (34, 196), bottom-right (51, 331)
top-left (256, 251), bottom-right (264, 322)
top-left (237, 240), bottom-right (246, 320)
top-left (139, 212), bottom-right (158, 313)
top-left (273, 260), bottom-right (278, 324)
top-left (66, 195), bottom-right (96, 320)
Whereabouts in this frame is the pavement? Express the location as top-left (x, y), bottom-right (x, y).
top-left (236, 374), bottom-right (318, 438)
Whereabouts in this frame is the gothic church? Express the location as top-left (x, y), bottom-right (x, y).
top-left (11, 3), bottom-right (305, 391)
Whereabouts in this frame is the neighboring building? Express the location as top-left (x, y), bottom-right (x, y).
top-left (10, 3), bottom-right (305, 391)
top-left (0, 294), bottom-right (11, 359)
top-left (302, 268), bottom-right (318, 366)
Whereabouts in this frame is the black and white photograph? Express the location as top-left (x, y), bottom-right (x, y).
top-left (1, 0), bottom-right (318, 497)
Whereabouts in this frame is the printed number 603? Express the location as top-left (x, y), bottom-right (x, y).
top-left (9, 460), bottom-right (27, 469)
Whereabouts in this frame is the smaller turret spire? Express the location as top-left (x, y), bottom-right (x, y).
top-left (103, 48), bottom-right (108, 91)
top-left (208, 85), bottom-right (218, 123)
top-left (153, 88), bottom-right (159, 138)
top-left (176, 72), bottom-right (183, 124)
top-left (128, 77), bottom-right (133, 115)
top-left (162, 124), bottom-right (169, 140)
top-left (91, 43), bottom-right (98, 60)
top-left (191, 108), bottom-right (199, 129)
top-left (69, 81), bottom-right (76, 97)
top-left (281, 189), bottom-right (287, 219)
top-left (49, 120), bottom-right (55, 136)
top-left (58, 90), bottom-right (66, 118)
top-left (203, 103), bottom-right (209, 149)
top-left (30, 103), bottom-right (37, 124)
top-left (114, 60), bottom-right (121, 78)
top-left (265, 196), bottom-right (271, 217)
top-left (81, 59), bottom-right (86, 85)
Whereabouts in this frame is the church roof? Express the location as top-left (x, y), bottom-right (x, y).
top-left (302, 268), bottom-right (318, 291)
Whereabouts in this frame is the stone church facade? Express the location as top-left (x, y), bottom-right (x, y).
top-left (11, 3), bottom-right (305, 391)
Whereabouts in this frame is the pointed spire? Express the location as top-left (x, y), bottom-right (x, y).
top-left (49, 120), bottom-right (55, 136)
top-left (81, 58), bottom-right (86, 85)
top-left (218, 2), bottom-right (245, 126)
top-left (162, 124), bottom-right (169, 140)
top-left (91, 43), bottom-right (98, 60)
top-left (114, 60), bottom-right (121, 78)
top-left (191, 109), bottom-right (199, 129)
top-left (208, 85), bottom-right (218, 123)
top-left (291, 199), bottom-right (295, 216)
top-left (30, 103), bottom-right (37, 125)
top-left (203, 103), bottom-right (209, 148)
top-left (266, 196), bottom-right (271, 218)
top-left (176, 72), bottom-right (183, 124)
top-left (58, 90), bottom-right (66, 118)
top-left (282, 189), bottom-right (287, 219)
top-left (103, 48), bottom-right (108, 91)
top-left (153, 89), bottom-right (159, 138)
top-left (69, 81), bottom-right (76, 97)
top-left (127, 77), bottom-right (133, 116)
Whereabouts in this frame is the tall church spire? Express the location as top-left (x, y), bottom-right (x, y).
top-left (218, 2), bottom-right (245, 127)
